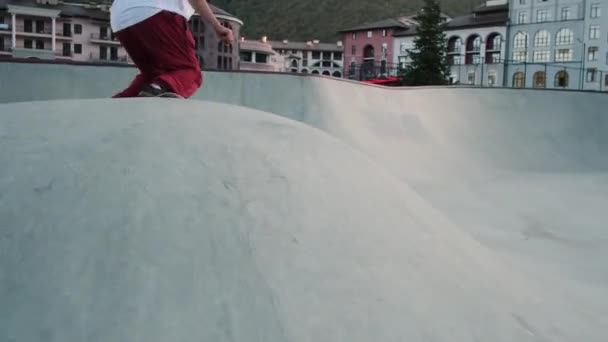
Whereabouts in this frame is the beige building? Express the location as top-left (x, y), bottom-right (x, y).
top-left (239, 36), bottom-right (285, 72)
top-left (0, 0), bottom-right (242, 70)
top-left (270, 39), bottom-right (344, 77)
top-left (0, 0), bottom-right (130, 63)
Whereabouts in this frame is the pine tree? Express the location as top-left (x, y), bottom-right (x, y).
top-left (401, 0), bottom-right (449, 86)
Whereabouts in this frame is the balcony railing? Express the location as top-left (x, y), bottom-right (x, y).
top-left (16, 24), bottom-right (52, 35)
top-left (90, 33), bottom-right (119, 42)
top-left (346, 62), bottom-right (401, 81)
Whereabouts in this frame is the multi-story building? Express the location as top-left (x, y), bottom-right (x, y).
top-left (238, 36), bottom-right (285, 72)
top-left (189, 5), bottom-right (242, 70)
top-left (0, 0), bottom-right (242, 70)
top-left (393, 1), bottom-right (507, 86)
top-left (506, 0), bottom-right (590, 89)
top-left (582, 1), bottom-right (608, 91)
top-left (340, 17), bottom-right (414, 80)
top-left (0, 0), bottom-right (130, 63)
top-left (269, 39), bottom-right (344, 77)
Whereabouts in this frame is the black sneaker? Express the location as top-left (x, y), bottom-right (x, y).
top-left (138, 83), bottom-right (183, 98)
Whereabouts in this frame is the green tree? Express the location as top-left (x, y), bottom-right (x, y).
top-left (401, 0), bottom-right (449, 86)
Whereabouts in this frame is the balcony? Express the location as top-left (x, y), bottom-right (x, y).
top-left (88, 52), bottom-right (129, 64)
top-left (90, 33), bottom-right (121, 45)
top-left (16, 24), bottom-right (52, 37)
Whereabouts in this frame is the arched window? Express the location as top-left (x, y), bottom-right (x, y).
top-left (447, 36), bottom-right (462, 53)
top-left (291, 60), bottom-right (298, 68)
top-left (534, 30), bottom-right (550, 47)
top-left (513, 32), bottom-right (528, 49)
top-left (322, 70), bottom-right (330, 76)
top-left (555, 70), bottom-right (569, 88)
top-left (486, 33), bottom-right (502, 50)
top-left (556, 28), bottom-right (573, 45)
top-left (466, 35), bottom-right (481, 52)
top-left (332, 71), bottom-right (342, 78)
top-left (311, 70), bottom-right (320, 74)
top-left (533, 71), bottom-right (546, 88)
top-left (513, 72), bottom-right (526, 88)
top-left (301, 69), bottom-right (308, 73)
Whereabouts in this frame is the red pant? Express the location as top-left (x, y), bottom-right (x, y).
top-left (113, 11), bottom-right (202, 98)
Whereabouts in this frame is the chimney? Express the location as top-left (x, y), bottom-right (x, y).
top-left (283, 39), bottom-right (289, 44)
top-left (337, 41), bottom-right (343, 47)
top-left (313, 39), bottom-right (320, 44)
top-left (262, 36), bottom-right (267, 43)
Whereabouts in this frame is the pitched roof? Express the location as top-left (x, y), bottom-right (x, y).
top-left (268, 40), bottom-right (343, 52)
top-left (339, 18), bottom-right (411, 33)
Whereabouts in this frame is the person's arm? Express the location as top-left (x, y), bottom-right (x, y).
top-left (188, 0), bottom-right (222, 31)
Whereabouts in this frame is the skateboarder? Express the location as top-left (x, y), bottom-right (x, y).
top-left (110, 0), bottom-right (234, 98)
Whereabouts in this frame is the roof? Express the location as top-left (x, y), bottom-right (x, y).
top-left (268, 40), bottom-right (343, 52)
top-left (393, 5), bottom-right (507, 37)
top-left (339, 18), bottom-right (411, 33)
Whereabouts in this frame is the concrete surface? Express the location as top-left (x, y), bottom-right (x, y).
top-left (1, 62), bottom-right (607, 341)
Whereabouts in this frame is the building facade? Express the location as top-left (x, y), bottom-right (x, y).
top-left (340, 17), bottom-right (414, 80)
top-left (239, 36), bottom-right (285, 72)
top-left (269, 39), bottom-right (344, 77)
top-left (506, 0), bottom-right (589, 90)
top-left (582, 0), bottom-right (608, 90)
top-left (0, 0), bottom-right (130, 63)
top-left (393, 0), bottom-right (507, 86)
top-left (189, 5), bottom-right (242, 71)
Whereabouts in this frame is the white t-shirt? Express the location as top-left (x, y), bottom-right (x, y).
top-left (110, 0), bottom-right (196, 32)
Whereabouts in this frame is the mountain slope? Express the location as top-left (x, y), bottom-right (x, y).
top-left (212, 0), bottom-right (485, 41)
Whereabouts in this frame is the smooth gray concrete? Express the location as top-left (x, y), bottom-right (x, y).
top-left (1, 62), bottom-right (607, 341)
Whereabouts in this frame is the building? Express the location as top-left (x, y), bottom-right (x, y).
top-left (0, 0), bottom-right (243, 70)
top-left (189, 5), bottom-right (243, 71)
top-left (393, 1), bottom-right (507, 86)
top-left (506, 0), bottom-right (591, 90)
top-left (238, 36), bottom-right (285, 72)
top-left (269, 39), bottom-right (344, 77)
top-left (0, 0), bottom-right (130, 64)
top-left (340, 17), bottom-right (415, 80)
top-left (582, 0), bottom-right (608, 91)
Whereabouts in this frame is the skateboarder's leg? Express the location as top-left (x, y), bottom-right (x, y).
top-left (112, 73), bottom-right (149, 98)
top-left (114, 11), bottom-right (202, 98)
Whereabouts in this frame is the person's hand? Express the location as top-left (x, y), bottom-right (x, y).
top-left (215, 25), bottom-right (234, 44)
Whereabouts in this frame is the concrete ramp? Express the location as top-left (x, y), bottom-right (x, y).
top-left (0, 62), bottom-right (607, 340)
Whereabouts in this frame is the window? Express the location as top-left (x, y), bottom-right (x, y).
top-left (110, 47), bottom-right (118, 60)
top-left (62, 43), bottom-right (70, 56)
top-left (35, 40), bottom-right (44, 50)
top-left (367, 31), bottom-right (372, 38)
top-left (586, 68), bottom-right (597, 82)
top-left (99, 46), bottom-right (107, 60)
top-left (555, 70), bottom-right (569, 87)
top-left (533, 72), bottom-right (546, 88)
top-left (382, 29), bottom-right (387, 37)
top-left (35, 20), bottom-right (44, 33)
top-left (24, 39), bottom-right (32, 49)
top-left (518, 12), bottom-right (527, 24)
top-left (556, 28), bottom-right (574, 45)
top-left (555, 48), bottom-right (573, 61)
top-left (255, 53), bottom-right (268, 63)
top-left (63, 23), bottom-right (71, 37)
top-left (351, 45), bottom-right (356, 55)
top-left (534, 30), bottom-right (550, 47)
top-left (589, 25), bottom-right (600, 39)
top-left (74, 24), bottom-right (82, 34)
top-left (534, 50), bottom-right (551, 62)
top-left (352, 32), bottom-right (356, 40)
top-left (322, 52), bottom-right (331, 60)
top-left (513, 51), bottom-right (527, 63)
top-left (312, 51), bottom-right (321, 59)
top-left (467, 71), bottom-right (476, 84)
top-left (488, 72), bottom-right (497, 86)
top-left (513, 32), bottom-right (528, 49)
top-left (240, 51), bottom-right (252, 62)
top-left (588, 46), bottom-right (598, 61)
top-left (605, 74), bottom-right (608, 87)
top-left (590, 3), bottom-right (601, 18)
top-left (536, 9), bottom-right (549, 22)
top-left (448, 36), bottom-right (462, 53)
top-left (24, 19), bottom-right (32, 32)
top-left (513, 72), bottom-right (525, 88)
top-left (561, 7), bottom-right (571, 20)
top-left (333, 52), bottom-right (342, 60)
top-left (467, 35), bottom-right (481, 51)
